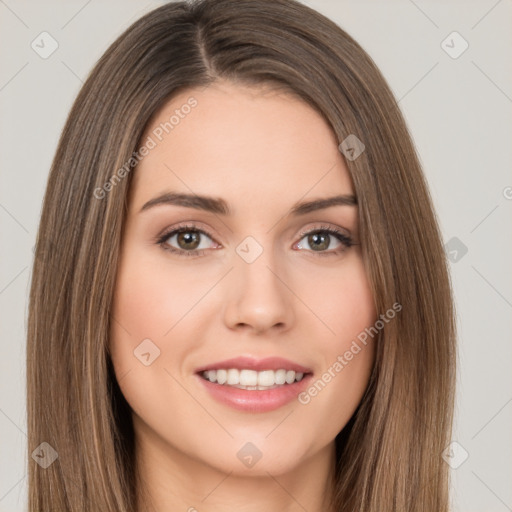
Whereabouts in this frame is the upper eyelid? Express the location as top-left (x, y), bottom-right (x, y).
top-left (157, 222), bottom-right (351, 239)
top-left (156, 223), bottom-right (215, 242)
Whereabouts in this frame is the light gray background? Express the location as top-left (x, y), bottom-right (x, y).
top-left (1, 1), bottom-right (511, 511)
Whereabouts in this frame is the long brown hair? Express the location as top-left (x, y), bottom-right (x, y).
top-left (27, 0), bottom-right (456, 510)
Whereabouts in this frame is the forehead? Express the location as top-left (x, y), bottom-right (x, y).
top-left (130, 80), bottom-right (354, 216)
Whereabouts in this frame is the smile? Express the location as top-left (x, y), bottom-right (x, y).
top-left (195, 356), bottom-right (313, 412)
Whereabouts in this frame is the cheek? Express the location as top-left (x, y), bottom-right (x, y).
top-left (108, 247), bottom-right (193, 390)
top-left (110, 246), bottom-right (211, 347)
top-left (294, 254), bottom-right (376, 435)
top-left (108, 249), bottom-right (204, 432)
top-left (299, 253), bottom-right (377, 343)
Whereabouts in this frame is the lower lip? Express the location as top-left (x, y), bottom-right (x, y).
top-left (196, 374), bottom-right (313, 412)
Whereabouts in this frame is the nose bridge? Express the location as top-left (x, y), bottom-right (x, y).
top-left (222, 234), bottom-right (295, 332)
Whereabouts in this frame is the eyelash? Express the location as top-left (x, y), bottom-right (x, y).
top-left (155, 223), bottom-right (355, 258)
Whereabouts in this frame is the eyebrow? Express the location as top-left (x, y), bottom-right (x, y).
top-left (139, 191), bottom-right (357, 216)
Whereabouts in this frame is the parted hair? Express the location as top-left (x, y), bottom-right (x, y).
top-left (27, 0), bottom-right (456, 510)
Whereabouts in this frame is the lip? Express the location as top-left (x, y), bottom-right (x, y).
top-left (196, 373), bottom-right (313, 412)
top-left (195, 356), bottom-right (314, 413)
top-left (195, 356), bottom-right (312, 374)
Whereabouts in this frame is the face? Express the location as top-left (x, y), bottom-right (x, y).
top-left (110, 80), bottom-right (377, 478)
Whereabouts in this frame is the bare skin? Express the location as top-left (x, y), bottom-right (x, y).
top-left (110, 80), bottom-right (377, 512)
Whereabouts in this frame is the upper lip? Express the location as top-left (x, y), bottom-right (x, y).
top-left (195, 356), bottom-right (313, 374)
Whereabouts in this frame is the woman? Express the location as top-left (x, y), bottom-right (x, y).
top-left (27, 0), bottom-right (456, 510)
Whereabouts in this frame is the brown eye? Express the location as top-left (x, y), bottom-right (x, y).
top-left (305, 232), bottom-right (331, 251)
top-left (294, 226), bottom-right (354, 256)
top-left (175, 230), bottom-right (201, 250)
top-left (157, 225), bottom-right (219, 257)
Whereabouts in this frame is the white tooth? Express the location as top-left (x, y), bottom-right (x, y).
top-left (204, 368), bottom-right (304, 387)
top-left (239, 369), bottom-right (258, 386)
top-left (258, 370), bottom-right (275, 387)
top-left (226, 368), bottom-right (240, 385)
top-left (285, 370), bottom-right (296, 384)
top-left (275, 369), bottom-right (286, 385)
top-left (216, 369), bottom-right (227, 384)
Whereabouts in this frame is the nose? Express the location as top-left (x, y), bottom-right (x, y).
top-left (222, 247), bottom-right (295, 335)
